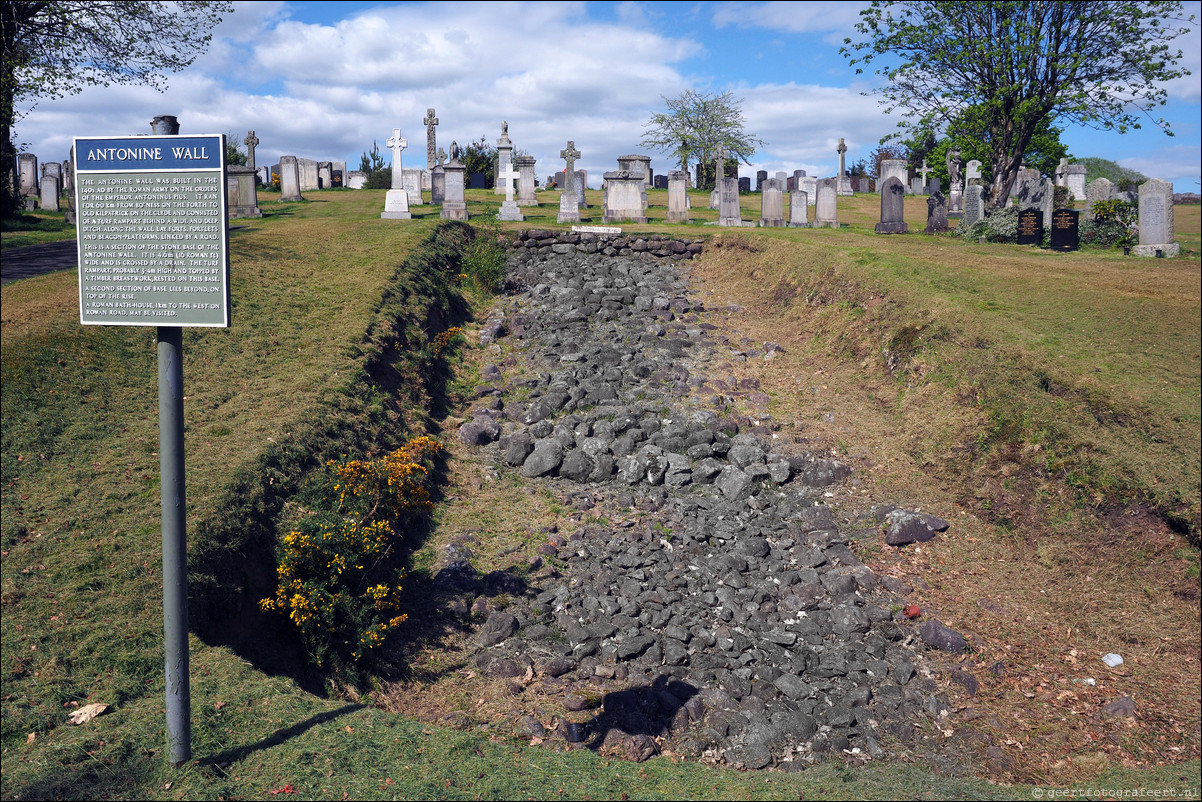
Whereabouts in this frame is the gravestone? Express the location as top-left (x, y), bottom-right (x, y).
top-left (717, 176), bottom-right (743, 226)
top-left (516, 155), bottom-right (538, 206)
top-left (332, 161), bottom-right (346, 188)
top-left (789, 191), bottom-right (809, 227)
top-left (916, 159), bottom-right (932, 194)
top-left (880, 159), bottom-right (908, 193)
top-left (875, 176), bottom-right (908, 234)
top-left (837, 138), bottom-right (852, 195)
top-left (1132, 178), bottom-right (1178, 257)
top-left (243, 131), bottom-right (259, 171)
top-left (925, 191), bottom-right (948, 234)
top-left (346, 171), bottom-right (368, 189)
top-left (814, 178), bottom-right (838, 228)
top-left (495, 121), bottom-right (513, 195)
top-left (794, 169), bottom-right (806, 183)
top-left (317, 162), bottom-right (332, 189)
top-left (62, 154), bottom-right (75, 223)
top-left (258, 165), bottom-right (270, 185)
top-left (738, 177), bottom-right (751, 193)
top-left (39, 170), bottom-right (60, 211)
top-left (297, 158), bottom-right (319, 191)
top-left (775, 171), bottom-right (788, 184)
top-left (602, 170), bottom-right (647, 223)
top-left (430, 164), bottom-right (445, 204)
top-left (227, 164), bottom-right (261, 218)
top-left (18, 153), bottom-right (38, 198)
top-left (554, 170), bottom-right (588, 205)
top-left (799, 176), bottom-right (818, 206)
top-left (946, 148), bottom-right (963, 214)
top-left (1017, 208), bottom-right (1043, 245)
top-left (557, 141), bottom-right (582, 224)
top-left (910, 177), bottom-right (925, 195)
top-left (856, 177), bottom-right (872, 193)
top-left (423, 108), bottom-right (439, 172)
top-left (381, 128), bottom-right (411, 219)
top-left (617, 154), bottom-right (652, 209)
top-left (666, 170), bottom-right (689, 223)
top-left (759, 178), bottom-right (785, 227)
top-left (1049, 208), bottom-right (1080, 251)
top-left (279, 155), bottom-right (304, 201)
top-left (441, 141), bottom-right (468, 220)
top-left (469, 173), bottom-right (486, 189)
top-left (966, 160), bottom-right (982, 182)
top-left (403, 168), bottom-right (424, 205)
top-left (1084, 177), bottom-right (1116, 221)
top-left (1065, 165), bottom-right (1087, 201)
top-left (1055, 158), bottom-right (1068, 188)
top-left (786, 176), bottom-right (795, 192)
top-left (755, 170), bottom-right (768, 191)
top-left (964, 185), bottom-right (984, 226)
top-left (496, 160), bottom-right (524, 221)
top-left (43, 161), bottom-right (61, 181)
top-left (654, 174), bottom-right (669, 190)
top-left (929, 177), bottom-right (941, 196)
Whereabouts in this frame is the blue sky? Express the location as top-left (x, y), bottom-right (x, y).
top-left (14, 1), bottom-right (1201, 190)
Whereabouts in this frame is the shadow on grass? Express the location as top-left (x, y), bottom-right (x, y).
top-left (197, 703), bottom-right (367, 769)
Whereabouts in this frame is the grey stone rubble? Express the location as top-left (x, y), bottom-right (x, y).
top-left (450, 233), bottom-right (958, 769)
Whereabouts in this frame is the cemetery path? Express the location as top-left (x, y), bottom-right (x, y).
top-left (1, 240), bottom-right (77, 285)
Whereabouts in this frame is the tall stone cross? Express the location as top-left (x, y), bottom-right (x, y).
top-left (837, 137), bottom-right (848, 176)
top-left (560, 140), bottom-right (580, 191)
top-left (386, 128), bottom-right (407, 190)
top-left (244, 130), bottom-right (259, 171)
top-left (423, 108), bottom-right (438, 170)
top-left (713, 144), bottom-right (727, 181)
top-left (917, 159), bottom-right (931, 185)
top-left (497, 162), bottom-right (520, 204)
top-left (436, 147), bottom-right (447, 167)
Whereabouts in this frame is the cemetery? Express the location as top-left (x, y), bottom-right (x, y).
top-left (3, 132), bottom-right (1199, 799)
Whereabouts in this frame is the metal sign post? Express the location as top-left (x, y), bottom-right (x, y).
top-left (74, 133), bottom-right (230, 765)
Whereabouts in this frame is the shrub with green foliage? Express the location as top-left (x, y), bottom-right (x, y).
top-left (459, 219), bottom-right (508, 296)
top-left (1081, 198), bottom-right (1138, 247)
top-left (958, 205), bottom-right (1020, 243)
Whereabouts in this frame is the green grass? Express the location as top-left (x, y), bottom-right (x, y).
top-left (3, 188), bottom-right (1199, 799)
top-left (1, 208), bottom-right (76, 249)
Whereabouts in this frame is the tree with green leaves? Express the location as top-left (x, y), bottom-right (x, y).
top-left (459, 135), bottom-right (496, 188)
top-left (913, 105), bottom-right (1070, 189)
top-left (841, 1), bottom-right (1193, 207)
top-left (2, 0), bottom-right (232, 216)
top-left (359, 140), bottom-right (390, 188)
top-left (640, 89), bottom-right (764, 187)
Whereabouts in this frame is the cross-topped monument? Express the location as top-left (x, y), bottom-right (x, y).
top-left (557, 140), bottom-right (582, 224)
top-left (386, 128), bottom-right (407, 190)
top-left (560, 140), bottom-right (580, 190)
top-left (713, 144), bottom-right (727, 181)
top-left (497, 161), bottom-right (523, 221)
top-left (436, 147), bottom-right (446, 167)
top-left (423, 108), bottom-right (438, 171)
top-left (244, 131), bottom-right (259, 171)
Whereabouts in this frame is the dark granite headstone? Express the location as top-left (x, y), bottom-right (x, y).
top-left (755, 170), bottom-right (768, 191)
top-left (469, 172), bottom-right (486, 189)
top-left (654, 174), bottom-right (668, 189)
top-left (738, 177), bottom-right (751, 193)
top-left (925, 191), bottom-right (948, 233)
top-left (1049, 208), bottom-right (1080, 251)
top-left (1017, 208), bottom-right (1043, 245)
top-left (929, 177), bottom-right (941, 196)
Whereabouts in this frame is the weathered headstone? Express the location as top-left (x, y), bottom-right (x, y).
top-left (946, 148), bottom-right (963, 214)
top-left (617, 154), bottom-right (652, 210)
top-left (18, 153), bottom-right (38, 198)
top-left (925, 191), bottom-right (948, 234)
top-left (423, 108), bottom-right (438, 171)
top-left (718, 175), bottom-right (743, 226)
top-left (516, 155), bottom-right (538, 206)
top-left (814, 178), bottom-right (838, 228)
top-left (602, 170), bottom-right (647, 223)
top-left (916, 159), bottom-right (932, 194)
top-left (789, 191), bottom-right (809, 227)
top-left (1017, 208), bottom-right (1043, 245)
top-left (1132, 178), bottom-right (1178, 257)
top-left (837, 138), bottom-right (852, 195)
top-left (654, 174), bottom-right (669, 190)
top-left (297, 157), bottom-right (319, 191)
top-left (966, 160), bottom-right (982, 182)
top-left (557, 141), bottom-right (582, 224)
top-left (800, 176), bottom-right (818, 206)
top-left (430, 164), bottom-right (445, 204)
top-left (332, 161), bottom-right (346, 188)
top-left (381, 128), bottom-right (411, 219)
top-left (1083, 177), bottom-right (1116, 221)
top-left (964, 184), bottom-right (984, 226)
top-left (441, 141), bottom-right (468, 220)
top-left (1065, 164), bottom-right (1087, 201)
top-left (39, 169), bottom-right (60, 211)
top-left (317, 162), bottom-right (332, 189)
top-left (875, 176), bottom-right (908, 234)
top-left (496, 160), bottom-right (524, 221)
top-left (666, 170), bottom-right (689, 223)
top-left (346, 171), bottom-right (368, 189)
top-left (244, 131), bottom-right (259, 171)
top-left (494, 121), bottom-right (513, 195)
top-left (469, 173), bottom-right (486, 189)
top-left (738, 177), bottom-right (751, 193)
top-left (760, 178), bottom-right (785, 227)
top-left (403, 168), bottom-right (424, 205)
top-left (880, 159), bottom-right (908, 194)
top-left (1049, 208), bottom-right (1080, 251)
top-left (755, 169), bottom-right (768, 191)
top-left (910, 177), bottom-right (925, 195)
top-left (278, 155), bottom-right (304, 201)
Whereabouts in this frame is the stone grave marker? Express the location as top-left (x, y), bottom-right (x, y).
top-left (317, 162), bottom-right (332, 189)
top-left (875, 176), bottom-right (908, 233)
top-left (346, 171), bottom-right (368, 189)
top-left (1049, 208), bottom-right (1080, 251)
top-left (1132, 178), bottom-right (1178, 257)
top-left (1084, 177), bottom-right (1115, 220)
top-left (39, 169), bottom-right (60, 211)
top-left (880, 159), bottom-right (908, 193)
top-left (718, 175), bottom-right (743, 226)
top-left (760, 178), bottom-right (785, 227)
top-left (441, 141), bottom-right (468, 220)
top-left (738, 177), bottom-right (751, 193)
top-left (18, 153), bottom-right (38, 197)
top-left (297, 157), bottom-right (319, 191)
top-left (381, 128), bottom-right (411, 219)
top-left (430, 164), bottom-right (445, 204)
top-left (1065, 165), bottom-right (1087, 201)
top-left (423, 108), bottom-right (438, 171)
top-left (966, 160), bottom-right (982, 182)
top-left (910, 177), bottom-right (925, 194)
top-left (278, 155), bottom-right (304, 201)
top-left (469, 173), bottom-right (486, 189)
top-left (925, 191), bottom-right (948, 234)
top-left (789, 191), bottom-right (809, 227)
top-left (516, 155), bottom-right (538, 206)
top-left (654, 174), bottom-right (669, 190)
top-left (837, 138), bottom-right (852, 194)
top-left (557, 141), bottom-right (582, 224)
top-left (666, 170), bottom-right (689, 223)
top-left (814, 178), bottom-right (838, 228)
top-left (496, 160), bottom-right (524, 221)
top-left (602, 170), bottom-right (647, 223)
top-left (917, 159), bottom-right (932, 193)
top-left (332, 161), bottom-right (345, 187)
top-left (495, 121), bottom-right (513, 195)
top-left (1017, 208), bottom-right (1043, 245)
top-left (799, 176), bottom-right (818, 206)
top-left (755, 169), bottom-right (768, 191)
top-left (964, 185), bottom-right (984, 226)
top-left (403, 168), bottom-right (424, 204)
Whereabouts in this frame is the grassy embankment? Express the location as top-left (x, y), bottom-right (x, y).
top-left (1, 187), bottom-right (1198, 798)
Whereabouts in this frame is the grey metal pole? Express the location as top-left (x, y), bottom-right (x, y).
top-left (158, 325), bottom-right (191, 765)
